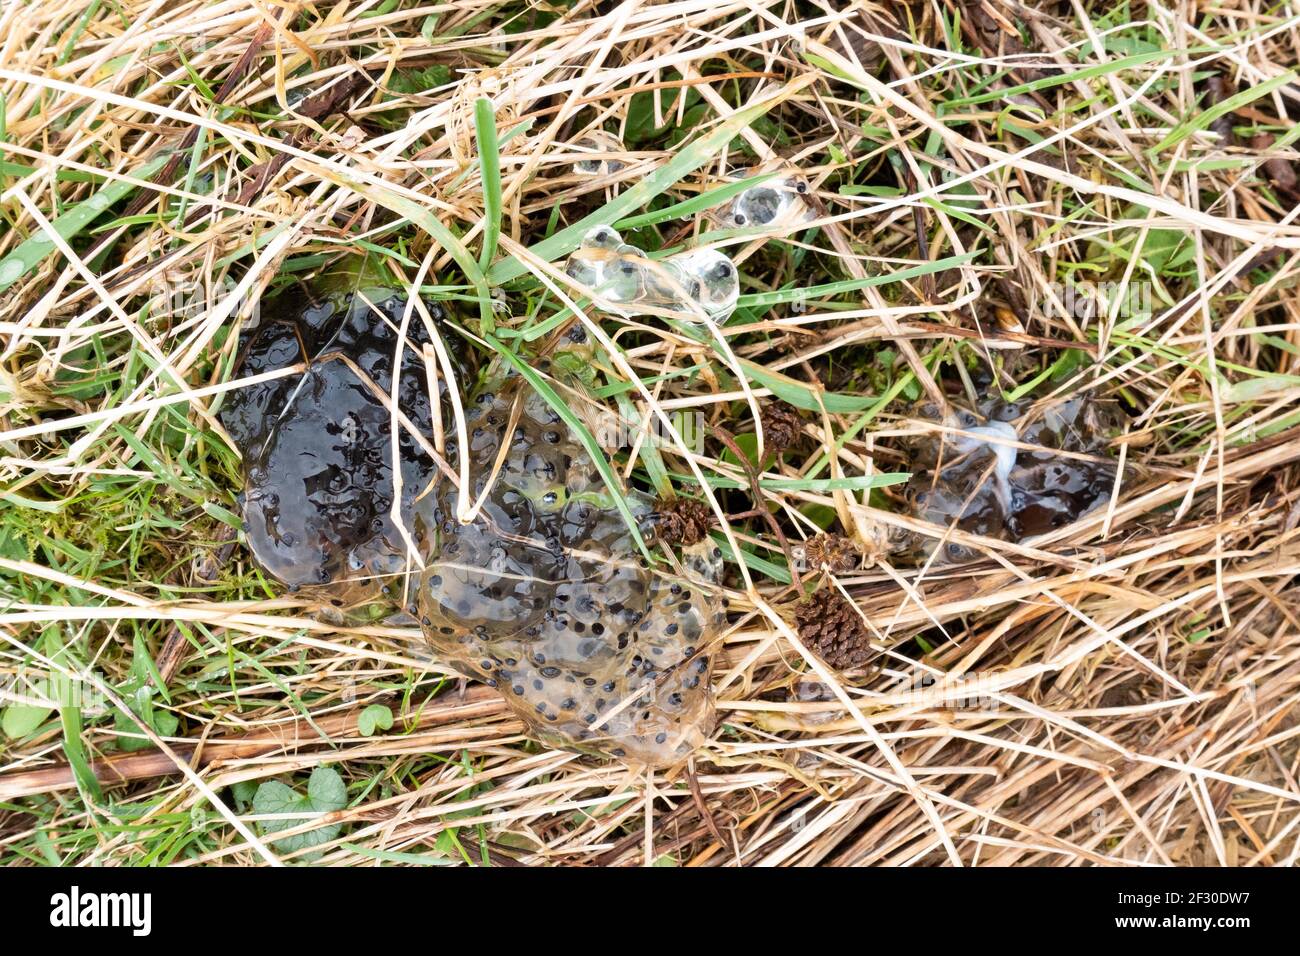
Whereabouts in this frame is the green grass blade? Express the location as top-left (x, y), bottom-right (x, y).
top-left (760, 473), bottom-right (909, 493)
top-left (1150, 70), bottom-right (1297, 155)
top-left (475, 97), bottom-right (503, 271)
top-left (710, 531), bottom-right (791, 585)
top-left (737, 358), bottom-right (877, 413)
top-left (60, 706), bottom-right (103, 804)
top-left (937, 49), bottom-right (1186, 109)
top-left (341, 843), bottom-right (455, 865)
top-left (613, 170), bottom-right (780, 230)
top-left (0, 151), bottom-right (172, 294)
top-left (734, 250), bottom-right (980, 309)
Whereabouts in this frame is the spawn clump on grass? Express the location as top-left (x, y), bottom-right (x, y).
top-left (901, 390), bottom-right (1122, 563)
top-left (220, 265), bottom-right (451, 617)
top-left (416, 337), bottom-right (725, 766)
top-left (565, 226), bottom-right (740, 323)
top-left (223, 269), bottom-right (726, 765)
top-left (710, 162), bottom-right (816, 231)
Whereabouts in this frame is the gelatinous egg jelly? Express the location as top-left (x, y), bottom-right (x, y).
top-left (222, 278), bottom-right (451, 615)
top-left (715, 162), bottom-right (815, 230)
top-left (902, 392), bottom-right (1121, 563)
top-left (564, 226), bottom-right (740, 324)
top-left (417, 346), bottom-right (725, 766)
top-left (571, 129), bottom-right (627, 176)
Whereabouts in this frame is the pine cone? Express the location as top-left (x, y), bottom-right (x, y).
top-left (794, 590), bottom-right (871, 671)
top-left (760, 400), bottom-right (804, 456)
top-left (652, 497), bottom-right (716, 546)
top-left (803, 533), bottom-right (863, 573)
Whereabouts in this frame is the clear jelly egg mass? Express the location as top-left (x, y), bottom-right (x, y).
top-left (901, 391), bottom-right (1120, 563)
top-left (565, 227), bottom-right (739, 324)
top-left (220, 266), bottom-right (451, 618)
top-left (415, 340), bottom-right (725, 766)
top-left (718, 162), bottom-right (815, 230)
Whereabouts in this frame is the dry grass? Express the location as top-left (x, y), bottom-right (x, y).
top-left (2, 0), bottom-right (1300, 866)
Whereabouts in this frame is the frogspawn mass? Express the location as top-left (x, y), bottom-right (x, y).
top-left (220, 265), bottom-right (726, 766)
top-left (221, 267), bottom-right (450, 620)
top-left (221, 251), bottom-right (1120, 765)
top-left (416, 335), bottom-right (725, 765)
top-left (899, 390), bottom-right (1121, 563)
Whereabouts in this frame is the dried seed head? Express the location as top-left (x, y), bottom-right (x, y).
top-left (652, 497), bottom-right (716, 547)
top-left (803, 533), bottom-right (864, 573)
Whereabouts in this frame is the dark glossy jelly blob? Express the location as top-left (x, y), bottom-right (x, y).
top-left (417, 358), bottom-right (724, 766)
top-left (902, 392), bottom-right (1120, 562)
top-left (221, 281), bottom-right (449, 615)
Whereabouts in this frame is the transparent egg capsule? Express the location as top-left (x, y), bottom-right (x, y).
top-left (565, 227), bottom-right (740, 324)
top-left (580, 224), bottom-right (633, 254)
top-left (564, 225), bottom-right (644, 288)
top-left (572, 130), bottom-right (627, 176)
top-left (715, 162), bottom-right (815, 230)
top-left (663, 248), bottom-right (739, 322)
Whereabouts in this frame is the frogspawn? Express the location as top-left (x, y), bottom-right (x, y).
top-left (565, 226), bottom-right (740, 324)
top-left (713, 162), bottom-right (816, 230)
top-left (224, 267), bottom-right (727, 765)
top-left (416, 332), bottom-right (725, 766)
top-left (902, 391), bottom-right (1121, 562)
top-left (221, 265), bottom-right (450, 618)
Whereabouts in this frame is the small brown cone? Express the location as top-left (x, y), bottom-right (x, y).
top-left (652, 497), bottom-right (716, 546)
top-left (794, 589), bottom-right (872, 671)
top-left (759, 400), bottom-right (804, 456)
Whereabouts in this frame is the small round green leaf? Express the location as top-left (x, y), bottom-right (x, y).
top-left (358, 704), bottom-right (394, 737)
